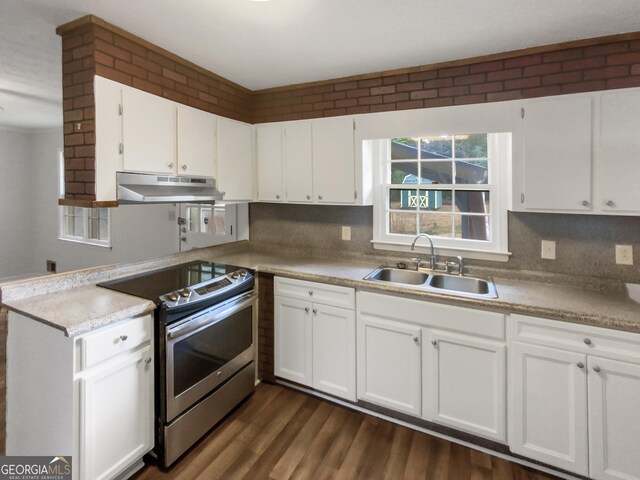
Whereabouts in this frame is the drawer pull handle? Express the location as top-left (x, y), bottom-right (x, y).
top-left (412, 336), bottom-right (419, 344)
top-left (593, 365), bottom-right (601, 373)
top-left (431, 339), bottom-right (437, 346)
top-left (606, 200), bottom-right (614, 207)
top-left (577, 362), bottom-right (584, 369)
top-left (120, 335), bottom-right (128, 341)
top-left (145, 357), bottom-right (152, 364)
top-left (308, 290), bottom-right (313, 296)
top-left (583, 338), bottom-right (592, 345)
top-left (304, 307), bottom-right (309, 313)
top-left (312, 308), bottom-right (318, 315)
top-left (582, 200), bottom-right (589, 207)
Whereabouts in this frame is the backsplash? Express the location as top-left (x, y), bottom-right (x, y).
top-left (249, 203), bottom-right (640, 283)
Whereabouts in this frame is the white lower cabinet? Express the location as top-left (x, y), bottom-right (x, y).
top-left (356, 291), bottom-right (506, 441)
top-left (509, 314), bottom-right (640, 480)
top-left (423, 330), bottom-right (506, 442)
top-left (357, 315), bottom-right (422, 416)
top-left (274, 277), bottom-right (356, 401)
top-left (6, 312), bottom-right (154, 480)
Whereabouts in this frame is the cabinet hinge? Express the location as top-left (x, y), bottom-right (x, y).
top-left (118, 143), bottom-right (123, 155)
top-left (520, 107), bottom-right (525, 119)
top-left (118, 104), bottom-right (123, 116)
top-left (353, 120), bottom-right (356, 131)
top-left (230, 225), bottom-right (233, 235)
top-left (520, 193), bottom-right (525, 204)
top-left (354, 190), bottom-right (358, 199)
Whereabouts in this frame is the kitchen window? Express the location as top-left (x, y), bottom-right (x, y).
top-left (372, 132), bottom-right (511, 261)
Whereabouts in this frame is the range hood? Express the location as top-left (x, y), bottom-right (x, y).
top-left (116, 172), bottom-right (224, 204)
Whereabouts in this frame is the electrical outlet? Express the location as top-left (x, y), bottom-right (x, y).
top-left (616, 245), bottom-right (633, 265)
top-left (341, 226), bottom-right (351, 241)
top-left (46, 260), bottom-right (57, 273)
top-left (541, 240), bottom-right (556, 260)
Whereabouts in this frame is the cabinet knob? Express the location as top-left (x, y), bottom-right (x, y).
top-left (308, 290), bottom-right (313, 296)
top-left (120, 335), bottom-right (128, 341)
top-left (168, 162), bottom-right (174, 169)
top-left (582, 200), bottom-right (589, 207)
top-left (318, 195), bottom-right (323, 200)
top-left (181, 164), bottom-right (187, 171)
top-left (145, 357), bottom-right (152, 364)
top-left (306, 195), bottom-right (311, 200)
top-left (276, 194), bottom-right (280, 199)
top-left (312, 308), bottom-right (318, 315)
top-left (584, 338), bottom-right (592, 345)
top-left (431, 339), bottom-right (437, 346)
top-left (304, 307), bottom-right (309, 313)
top-left (593, 365), bottom-right (601, 373)
top-left (413, 336), bottom-right (419, 344)
top-left (577, 362), bottom-right (585, 369)
top-left (217, 371), bottom-right (223, 377)
top-left (606, 200), bottom-right (614, 207)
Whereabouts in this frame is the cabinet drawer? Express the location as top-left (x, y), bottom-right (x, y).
top-left (275, 276), bottom-right (355, 309)
top-left (78, 314), bottom-right (152, 371)
top-left (510, 314), bottom-right (640, 361)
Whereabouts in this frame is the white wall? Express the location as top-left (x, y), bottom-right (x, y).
top-left (29, 128), bottom-right (180, 274)
top-left (0, 129), bottom-right (35, 278)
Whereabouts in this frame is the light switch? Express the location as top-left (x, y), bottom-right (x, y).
top-left (342, 226), bottom-right (351, 241)
top-left (541, 240), bottom-right (556, 260)
top-left (616, 245), bottom-right (633, 265)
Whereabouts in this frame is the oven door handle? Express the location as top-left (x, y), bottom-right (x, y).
top-left (166, 293), bottom-right (256, 341)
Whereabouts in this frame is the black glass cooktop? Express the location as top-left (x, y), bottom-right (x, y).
top-left (98, 261), bottom-right (240, 303)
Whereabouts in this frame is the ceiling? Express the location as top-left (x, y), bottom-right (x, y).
top-left (1, 0), bottom-right (640, 129)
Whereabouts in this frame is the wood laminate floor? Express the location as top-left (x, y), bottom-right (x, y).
top-left (132, 383), bottom-right (560, 480)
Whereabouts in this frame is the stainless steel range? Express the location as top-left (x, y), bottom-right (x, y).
top-left (99, 260), bottom-right (256, 467)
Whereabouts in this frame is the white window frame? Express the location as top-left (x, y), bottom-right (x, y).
top-left (371, 133), bottom-right (511, 262)
top-left (58, 150), bottom-right (112, 247)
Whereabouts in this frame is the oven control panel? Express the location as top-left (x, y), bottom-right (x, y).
top-left (160, 269), bottom-right (253, 309)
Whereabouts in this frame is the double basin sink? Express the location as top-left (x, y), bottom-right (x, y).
top-left (364, 267), bottom-right (498, 299)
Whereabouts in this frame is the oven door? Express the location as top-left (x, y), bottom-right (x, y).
top-left (165, 292), bottom-right (256, 422)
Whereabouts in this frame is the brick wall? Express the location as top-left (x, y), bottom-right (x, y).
top-left (257, 273), bottom-right (275, 382)
top-left (251, 35), bottom-right (640, 123)
top-left (58, 15), bottom-right (252, 204)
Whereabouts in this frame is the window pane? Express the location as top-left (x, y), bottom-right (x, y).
top-left (419, 213), bottom-right (453, 238)
top-left (421, 136), bottom-right (452, 159)
top-left (454, 134), bottom-right (487, 159)
top-left (454, 215), bottom-right (491, 241)
top-left (420, 161), bottom-right (452, 184)
top-left (99, 220), bottom-right (109, 241)
top-left (455, 160), bottom-right (488, 184)
top-left (391, 138), bottom-right (419, 160)
top-left (389, 188), bottom-right (419, 210)
top-left (389, 162), bottom-right (418, 184)
top-left (88, 217), bottom-right (99, 239)
top-left (455, 191), bottom-right (490, 214)
top-left (389, 212), bottom-right (417, 235)
top-left (73, 213), bottom-right (84, 237)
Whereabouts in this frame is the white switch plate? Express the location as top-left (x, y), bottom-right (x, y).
top-left (616, 245), bottom-right (633, 265)
top-left (341, 226), bottom-right (351, 241)
top-left (541, 240), bottom-right (556, 260)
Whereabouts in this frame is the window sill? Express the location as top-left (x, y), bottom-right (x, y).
top-left (371, 240), bottom-right (511, 262)
top-left (58, 237), bottom-right (112, 250)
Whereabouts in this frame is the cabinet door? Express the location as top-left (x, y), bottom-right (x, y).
top-left (283, 122), bottom-right (313, 202)
top-left (94, 76), bottom-right (123, 201)
top-left (274, 295), bottom-right (312, 386)
top-left (217, 117), bottom-right (254, 201)
top-left (424, 330), bottom-right (506, 442)
top-left (79, 346), bottom-right (153, 480)
top-left (509, 342), bottom-right (589, 475)
top-left (599, 90), bottom-right (640, 213)
top-left (312, 116), bottom-right (355, 204)
top-left (122, 86), bottom-right (176, 174)
top-left (256, 123), bottom-right (283, 202)
top-left (357, 314), bottom-right (421, 416)
top-left (588, 356), bottom-right (640, 480)
top-left (312, 304), bottom-right (356, 401)
top-left (522, 96), bottom-right (592, 211)
top-left (176, 105), bottom-right (216, 178)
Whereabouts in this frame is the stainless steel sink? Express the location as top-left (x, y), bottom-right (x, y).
top-left (363, 267), bottom-right (498, 298)
top-left (427, 274), bottom-right (497, 298)
top-left (363, 267), bottom-right (429, 285)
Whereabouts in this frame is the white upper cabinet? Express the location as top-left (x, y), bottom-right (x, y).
top-left (312, 116), bottom-right (356, 204)
top-left (521, 95), bottom-right (593, 212)
top-left (216, 116), bottom-right (254, 201)
top-left (598, 89), bottom-right (640, 213)
top-left (121, 86), bottom-right (177, 175)
top-left (283, 122), bottom-right (313, 202)
top-left (256, 123), bottom-right (283, 202)
top-left (94, 76), bottom-right (123, 202)
top-left (176, 104), bottom-right (216, 178)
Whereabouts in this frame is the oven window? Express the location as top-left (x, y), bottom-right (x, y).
top-left (173, 305), bottom-right (252, 396)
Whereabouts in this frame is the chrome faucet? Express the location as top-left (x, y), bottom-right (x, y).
top-left (410, 234), bottom-right (436, 270)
